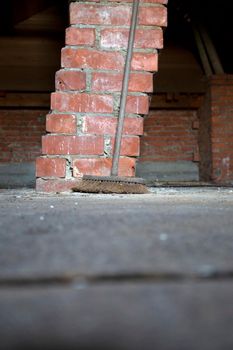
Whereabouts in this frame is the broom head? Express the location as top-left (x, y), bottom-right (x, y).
top-left (72, 175), bottom-right (149, 194)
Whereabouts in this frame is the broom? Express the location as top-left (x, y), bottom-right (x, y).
top-left (73, 0), bottom-right (148, 194)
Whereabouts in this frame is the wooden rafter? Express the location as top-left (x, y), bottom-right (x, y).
top-left (0, 0), bottom-right (55, 33)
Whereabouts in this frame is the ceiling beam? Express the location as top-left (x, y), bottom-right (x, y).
top-left (0, 0), bottom-right (55, 34)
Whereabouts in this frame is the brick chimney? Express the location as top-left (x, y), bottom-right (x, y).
top-left (36, 0), bottom-right (168, 192)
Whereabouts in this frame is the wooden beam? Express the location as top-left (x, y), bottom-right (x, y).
top-left (0, 0), bottom-right (55, 33)
top-left (0, 92), bottom-right (50, 108)
top-left (197, 24), bottom-right (224, 75)
top-left (12, 0), bottom-right (55, 26)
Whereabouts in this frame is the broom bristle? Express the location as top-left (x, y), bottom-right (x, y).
top-left (72, 179), bottom-right (149, 194)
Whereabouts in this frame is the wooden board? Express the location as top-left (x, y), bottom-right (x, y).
top-left (0, 36), bottom-right (63, 91)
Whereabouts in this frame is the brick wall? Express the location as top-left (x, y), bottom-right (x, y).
top-left (210, 75), bottom-right (233, 183)
top-left (0, 110), bottom-right (46, 163)
top-left (36, 0), bottom-right (168, 192)
top-left (198, 89), bottom-right (212, 181)
top-left (139, 76), bottom-right (233, 185)
top-left (140, 110), bottom-right (199, 162)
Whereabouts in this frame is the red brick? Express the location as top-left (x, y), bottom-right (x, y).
top-left (100, 28), bottom-right (163, 49)
top-left (46, 114), bottom-right (77, 134)
top-left (91, 72), bottom-right (153, 93)
top-left (62, 48), bottom-right (124, 70)
top-left (56, 70), bottom-right (86, 91)
top-left (192, 120), bottom-right (200, 130)
top-left (126, 95), bottom-right (149, 114)
top-left (139, 6), bottom-right (167, 26)
top-left (51, 92), bottom-right (113, 113)
top-left (83, 116), bottom-right (143, 135)
top-left (36, 157), bottom-right (66, 177)
top-left (66, 27), bottom-right (95, 46)
top-left (70, 4), bottom-right (167, 27)
top-left (111, 136), bottom-right (140, 156)
top-left (73, 157), bottom-right (136, 177)
top-left (42, 135), bottom-right (104, 155)
top-left (70, 4), bottom-right (132, 25)
top-left (36, 178), bottom-right (81, 193)
top-left (131, 52), bottom-right (158, 71)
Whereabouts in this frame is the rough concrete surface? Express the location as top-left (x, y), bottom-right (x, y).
top-left (0, 188), bottom-right (233, 349)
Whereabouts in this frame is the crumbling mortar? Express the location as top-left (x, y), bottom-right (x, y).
top-left (113, 94), bottom-right (121, 114)
top-left (70, 24), bottom-right (96, 29)
top-left (77, 115), bottom-right (84, 134)
top-left (65, 157), bottom-right (73, 179)
top-left (63, 68), bottom-right (155, 75)
top-left (40, 176), bottom-right (65, 181)
top-left (65, 45), bottom-right (157, 54)
top-left (126, 114), bottom-right (143, 119)
top-left (132, 48), bottom-right (158, 53)
top-left (62, 67), bottom-right (86, 72)
top-left (86, 71), bottom-right (92, 92)
top-left (58, 88), bottom-right (86, 93)
top-left (94, 90), bottom-right (149, 95)
top-left (41, 155), bottom-right (67, 159)
top-left (95, 26), bottom-right (101, 49)
top-left (104, 135), bottom-right (112, 156)
top-left (113, 91), bottom-right (148, 97)
top-left (78, 112), bottom-right (115, 117)
top-left (71, 24), bottom-right (162, 30)
top-left (49, 111), bottom-right (77, 116)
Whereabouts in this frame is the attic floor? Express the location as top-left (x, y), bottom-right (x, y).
top-left (0, 187), bottom-right (233, 350)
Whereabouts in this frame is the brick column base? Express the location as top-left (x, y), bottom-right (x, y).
top-left (199, 75), bottom-right (233, 184)
top-left (36, 0), bottom-right (168, 192)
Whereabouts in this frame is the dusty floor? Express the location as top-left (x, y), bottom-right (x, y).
top-left (0, 187), bottom-right (233, 349)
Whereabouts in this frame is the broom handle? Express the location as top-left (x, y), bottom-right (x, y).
top-left (111, 0), bottom-right (140, 176)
